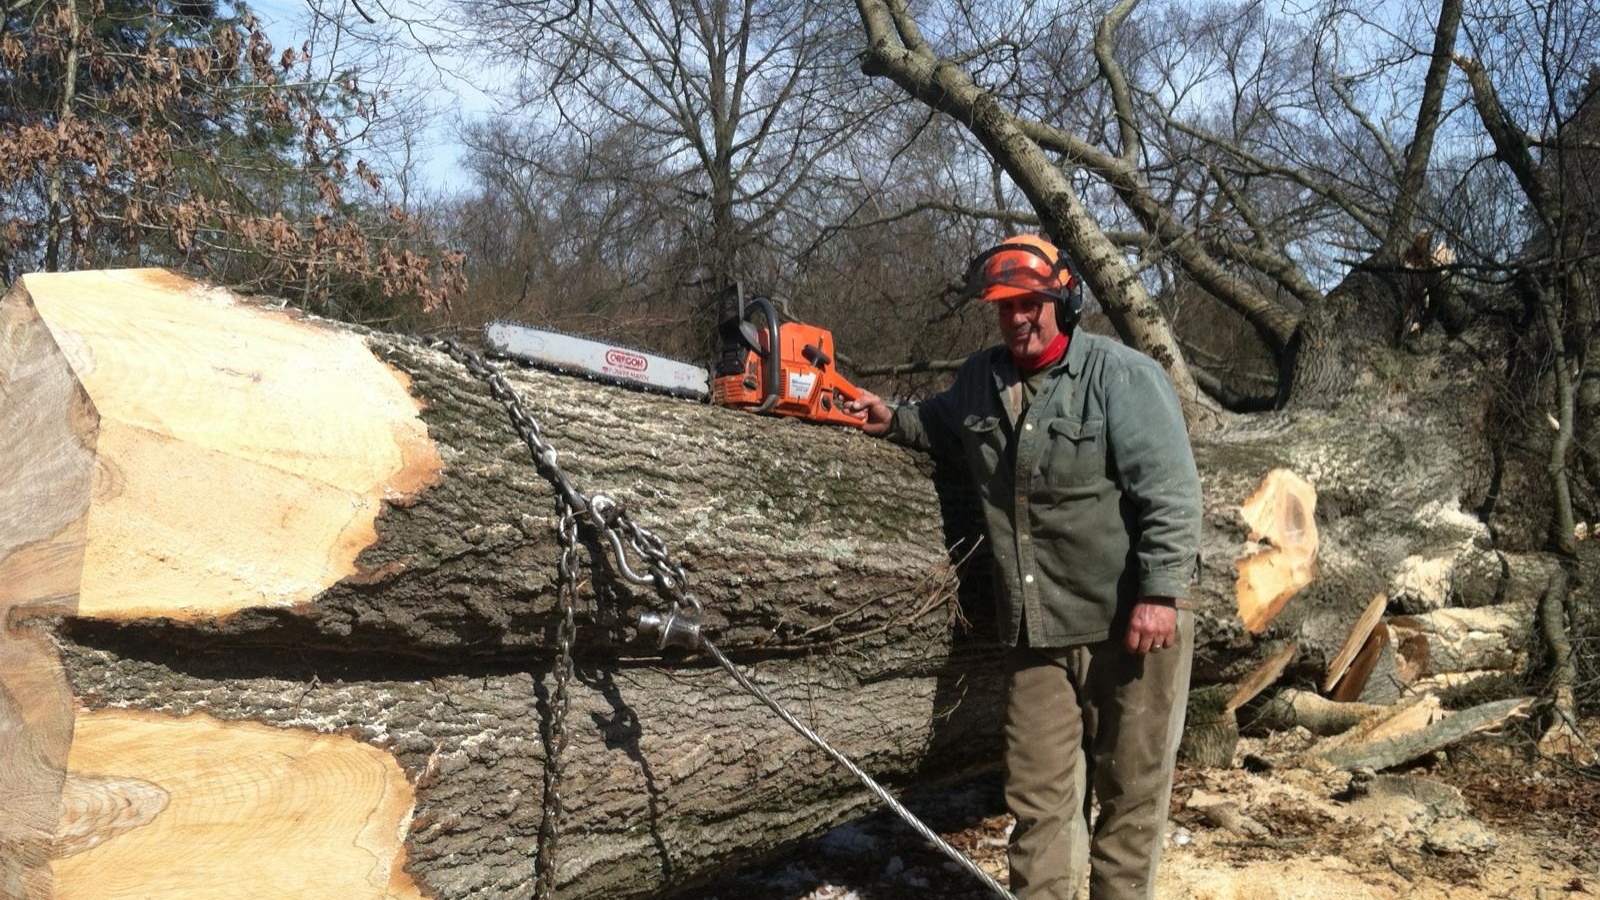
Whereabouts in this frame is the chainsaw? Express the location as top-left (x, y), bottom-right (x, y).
top-left (484, 292), bottom-right (867, 429)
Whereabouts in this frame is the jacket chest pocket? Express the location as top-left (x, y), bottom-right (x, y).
top-left (1040, 416), bottom-right (1105, 486)
top-left (961, 414), bottom-right (1005, 475)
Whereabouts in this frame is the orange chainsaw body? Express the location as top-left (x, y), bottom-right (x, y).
top-left (711, 296), bottom-right (866, 429)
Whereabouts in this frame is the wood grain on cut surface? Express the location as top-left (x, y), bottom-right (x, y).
top-left (0, 276), bottom-right (96, 900)
top-left (19, 269), bottom-right (443, 620)
top-left (1234, 468), bottom-right (1319, 633)
top-left (54, 709), bottom-right (424, 900)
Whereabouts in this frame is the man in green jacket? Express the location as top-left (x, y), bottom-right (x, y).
top-left (845, 234), bottom-right (1201, 900)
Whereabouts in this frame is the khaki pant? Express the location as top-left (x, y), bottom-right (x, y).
top-left (1004, 611), bottom-right (1192, 900)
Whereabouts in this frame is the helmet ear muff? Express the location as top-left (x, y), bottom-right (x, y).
top-left (1059, 258), bottom-right (1084, 326)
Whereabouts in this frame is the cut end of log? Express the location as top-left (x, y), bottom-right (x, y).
top-left (53, 708), bottom-right (425, 900)
top-left (0, 276), bottom-right (96, 615)
top-left (1234, 468), bottom-right (1320, 633)
top-left (4, 269), bottom-right (445, 621)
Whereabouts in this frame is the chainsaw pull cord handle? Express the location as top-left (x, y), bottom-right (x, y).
top-left (745, 295), bottom-right (782, 414)
top-left (799, 336), bottom-right (867, 420)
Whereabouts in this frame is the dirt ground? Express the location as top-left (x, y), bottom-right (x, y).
top-left (676, 725), bottom-right (1600, 900)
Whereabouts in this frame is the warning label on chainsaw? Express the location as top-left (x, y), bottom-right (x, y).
top-left (787, 371), bottom-right (817, 401)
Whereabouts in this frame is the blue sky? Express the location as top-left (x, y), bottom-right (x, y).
top-left (246, 0), bottom-right (495, 194)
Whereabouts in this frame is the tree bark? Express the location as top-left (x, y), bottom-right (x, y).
top-left (1312, 697), bottom-right (1533, 771)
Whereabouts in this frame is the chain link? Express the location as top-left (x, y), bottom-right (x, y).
top-left (424, 336), bottom-right (1011, 900)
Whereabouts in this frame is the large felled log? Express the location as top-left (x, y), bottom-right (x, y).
top-left (1389, 603), bottom-right (1534, 681)
top-left (1183, 388), bottom-right (1558, 686)
top-left (1, 269), bottom-right (1006, 900)
top-left (0, 268), bottom-right (1558, 897)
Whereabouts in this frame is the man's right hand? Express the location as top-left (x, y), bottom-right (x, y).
top-left (844, 391), bottom-right (893, 436)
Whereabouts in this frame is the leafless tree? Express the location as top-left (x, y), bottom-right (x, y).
top-left (849, 0), bottom-right (1480, 420)
top-left (449, 0), bottom-right (887, 344)
top-left (0, 0), bottom-right (463, 315)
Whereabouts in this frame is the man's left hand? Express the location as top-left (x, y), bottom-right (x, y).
top-left (1125, 598), bottom-right (1178, 654)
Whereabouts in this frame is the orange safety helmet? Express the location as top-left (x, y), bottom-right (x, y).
top-left (964, 234), bottom-right (1083, 322)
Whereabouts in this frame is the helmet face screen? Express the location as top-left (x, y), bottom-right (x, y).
top-left (967, 242), bottom-right (1072, 302)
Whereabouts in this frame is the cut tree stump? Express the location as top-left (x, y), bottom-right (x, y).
top-left (1179, 685), bottom-right (1238, 768)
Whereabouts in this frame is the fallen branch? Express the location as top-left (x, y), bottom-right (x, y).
top-left (1313, 697), bottom-right (1533, 771)
top-left (1243, 688), bottom-right (1383, 736)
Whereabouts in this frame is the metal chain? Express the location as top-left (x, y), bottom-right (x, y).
top-left (425, 336), bottom-right (1012, 900)
top-left (534, 495), bottom-right (580, 900)
top-left (426, 337), bottom-right (585, 900)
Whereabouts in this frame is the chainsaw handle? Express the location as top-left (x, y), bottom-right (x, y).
top-left (744, 296), bottom-right (782, 413)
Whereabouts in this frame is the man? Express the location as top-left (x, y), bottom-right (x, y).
top-left (844, 234), bottom-right (1201, 900)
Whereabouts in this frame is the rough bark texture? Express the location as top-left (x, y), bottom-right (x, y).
top-left (1313, 697), bottom-right (1534, 771)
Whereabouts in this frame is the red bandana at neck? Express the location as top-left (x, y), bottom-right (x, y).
top-left (1013, 332), bottom-right (1069, 373)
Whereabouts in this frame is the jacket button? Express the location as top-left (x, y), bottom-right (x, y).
top-left (1024, 574), bottom-right (1035, 584)
top-left (1024, 422), bottom-right (1034, 431)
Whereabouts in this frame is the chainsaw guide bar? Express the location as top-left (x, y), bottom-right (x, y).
top-left (484, 320), bottom-right (711, 401)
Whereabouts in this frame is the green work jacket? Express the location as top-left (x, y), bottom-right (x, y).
top-left (886, 331), bottom-right (1202, 648)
